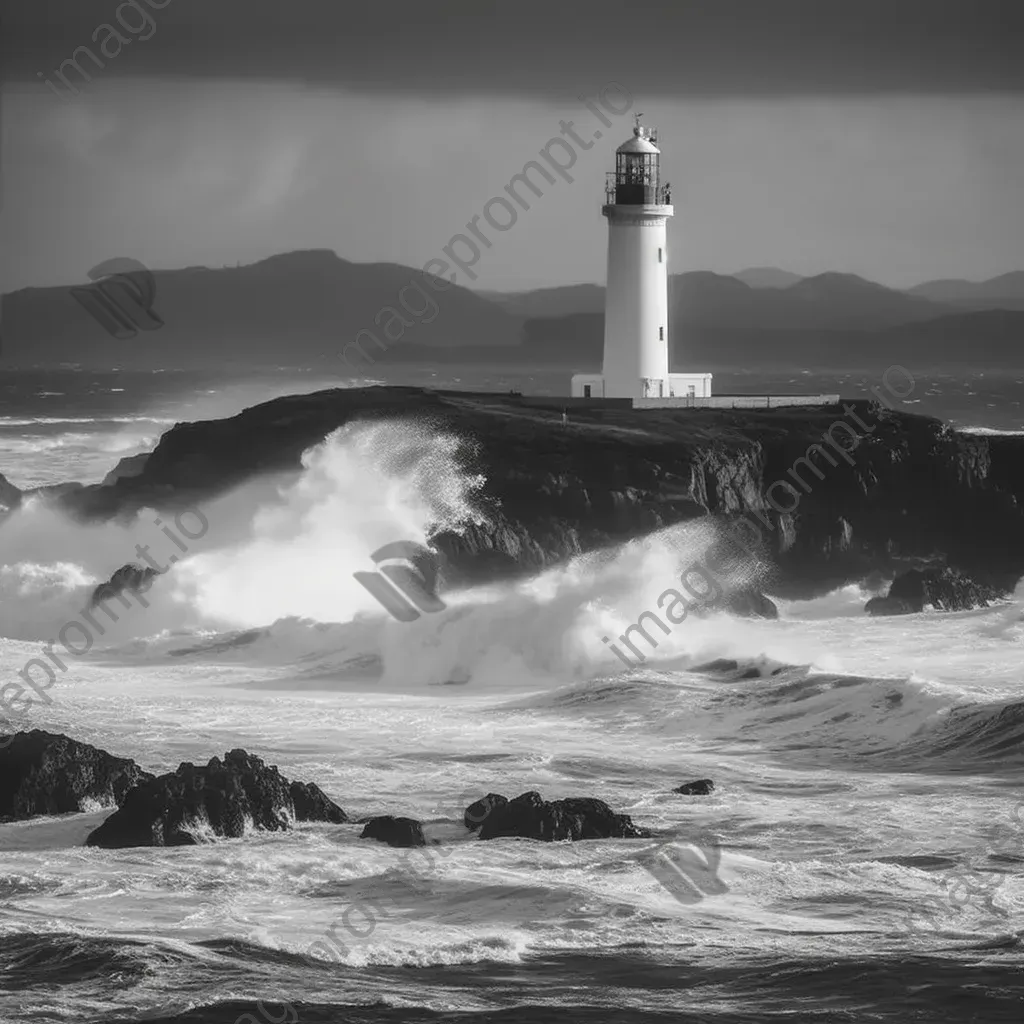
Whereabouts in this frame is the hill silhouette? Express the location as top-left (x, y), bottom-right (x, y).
top-left (733, 267), bottom-right (804, 289)
top-left (3, 249), bottom-right (1021, 370)
top-left (0, 249), bottom-right (522, 369)
top-left (477, 271), bottom-right (952, 332)
top-left (518, 308), bottom-right (1024, 370)
top-left (907, 271), bottom-right (1024, 310)
top-left (477, 283), bottom-right (605, 318)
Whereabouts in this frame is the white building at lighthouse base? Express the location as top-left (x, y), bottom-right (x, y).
top-left (570, 371), bottom-right (713, 401)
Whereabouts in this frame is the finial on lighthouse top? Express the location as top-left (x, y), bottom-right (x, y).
top-left (617, 114), bottom-right (661, 154)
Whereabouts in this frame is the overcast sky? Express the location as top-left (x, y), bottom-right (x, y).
top-left (2, 0), bottom-right (1022, 293)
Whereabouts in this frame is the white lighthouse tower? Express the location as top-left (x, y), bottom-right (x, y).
top-left (571, 116), bottom-right (712, 403)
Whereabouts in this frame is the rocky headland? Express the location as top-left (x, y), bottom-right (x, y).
top-left (9, 386), bottom-right (1016, 605)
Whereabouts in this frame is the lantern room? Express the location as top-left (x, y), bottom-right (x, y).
top-left (605, 115), bottom-right (671, 207)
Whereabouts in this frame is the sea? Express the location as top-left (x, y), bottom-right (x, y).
top-left (0, 365), bottom-right (1022, 1024)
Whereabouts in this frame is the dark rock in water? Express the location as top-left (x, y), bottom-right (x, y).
top-left (721, 590), bottom-right (778, 619)
top-left (463, 792), bottom-right (508, 831)
top-left (863, 594), bottom-right (918, 617)
top-left (0, 730), bottom-right (153, 822)
top-left (864, 567), bottom-right (1004, 616)
top-left (90, 563), bottom-right (161, 608)
top-left (673, 779), bottom-right (715, 796)
top-left (85, 749), bottom-right (347, 848)
top-left (289, 781), bottom-right (348, 824)
top-left (477, 791), bottom-right (649, 842)
top-left (694, 659), bottom-right (740, 673)
top-left (360, 815), bottom-right (426, 847)
top-left (692, 658), bottom-right (759, 678)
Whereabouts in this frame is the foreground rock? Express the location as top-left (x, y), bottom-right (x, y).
top-left (90, 563), bottom-right (161, 608)
top-left (85, 749), bottom-right (347, 848)
top-left (0, 731), bottom-right (153, 822)
top-left (673, 779), bottom-right (715, 795)
top-left (864, 567), bottom-right (1004, 616)
top-left (474, 791), bottom-right (649, 842)
top-left (360, 815), bottom-right (426, 847)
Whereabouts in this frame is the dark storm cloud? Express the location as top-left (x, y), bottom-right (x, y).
top-left (4, 0), bottom-right (1023, 97)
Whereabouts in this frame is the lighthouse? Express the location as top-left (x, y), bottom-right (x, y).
top-left (571, 116), bottom-right (712, 403)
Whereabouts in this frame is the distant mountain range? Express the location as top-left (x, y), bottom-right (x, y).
top-left (732, 267), bottom-right (805, 289)
top-left (478, 268), bottom-right (1024, 369)
top-left (477, 283), bottom-right (605, 318)
top-left (492, 269), bottom-right (1015, 330)
top-left (0, 250), bottom-right (521, 369)
top-left (1, 250), bottom-right (1022, 370)
top-left (906, 271), bottom-right (1024, 310)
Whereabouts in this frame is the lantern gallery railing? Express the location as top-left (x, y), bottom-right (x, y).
top-left (605, 173), bottom-right (671, 205)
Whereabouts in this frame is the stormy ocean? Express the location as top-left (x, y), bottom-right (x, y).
top-left (1, 368), bottom-right (1022, 1024)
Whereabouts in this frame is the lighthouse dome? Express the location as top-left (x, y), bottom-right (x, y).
top-left (616, 132), bottom-right (660, 155)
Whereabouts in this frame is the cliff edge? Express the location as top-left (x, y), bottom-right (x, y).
top-left (46, 387), bottom-right (1024, 598)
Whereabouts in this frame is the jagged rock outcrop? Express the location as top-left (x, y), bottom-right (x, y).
top-left (464, 792), bottom-right (508, 831)
top-left (360, 815), bottom-right (426, 847)
top-left (90, 563), bottom-right (161, 608)
top-left (673, 779), bottom-right (715, 796)
top-left (0, 730), bottom-right (153, 822)
top-left (289, 779), bottom-right (349, 822)
top-left (475, 791), bottom-right (649, 842)
top-left (864, 567), bottom-right (1004, 616)
top-left (85, 749), bottom-right (347, 848)
top-left (43, 388), bottom-right (1024, 599)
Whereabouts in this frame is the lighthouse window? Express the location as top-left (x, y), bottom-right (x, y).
top-left (658, 248), bottom-right (663, 262)
top-left (659, 326), bottom-right (665, 340)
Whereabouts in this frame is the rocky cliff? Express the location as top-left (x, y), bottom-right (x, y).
top-left (48, 387), bottom-right (1024, 598)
